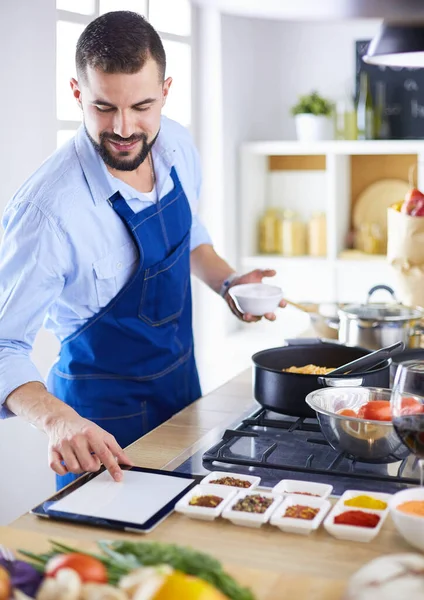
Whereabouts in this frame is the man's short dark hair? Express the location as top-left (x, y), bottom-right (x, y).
top-left (76, 11), bottom-right (166, 82)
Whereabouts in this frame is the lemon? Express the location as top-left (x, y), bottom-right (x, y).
top-left (153, 571), bottom-right (227, 600)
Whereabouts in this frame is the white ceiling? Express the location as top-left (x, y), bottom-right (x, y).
top-left (192, 0), bottom-right (424, 21)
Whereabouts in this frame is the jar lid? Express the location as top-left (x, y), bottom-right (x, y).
top-left (340, 302), bottom-right (423, 322)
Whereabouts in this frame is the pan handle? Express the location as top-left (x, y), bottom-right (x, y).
top-left (317, 376), bottom-right (364, 387)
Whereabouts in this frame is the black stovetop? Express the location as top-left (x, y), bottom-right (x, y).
top-left (173, 406), bottom-right (420, 496)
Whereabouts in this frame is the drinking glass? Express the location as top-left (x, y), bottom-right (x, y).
top-left (391, 361), bottom-right (424, 485)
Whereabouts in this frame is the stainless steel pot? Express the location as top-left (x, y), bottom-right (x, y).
top-left (338, 285), bottom-right (424, 350)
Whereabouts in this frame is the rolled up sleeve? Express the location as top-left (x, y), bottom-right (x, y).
top-left (189, 143), bottom-right (212, 251)
top-left (0, 201), bottom-right (66, 417)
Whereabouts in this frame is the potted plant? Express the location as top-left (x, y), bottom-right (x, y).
top-left (291, 91), bottom-right (334, 141)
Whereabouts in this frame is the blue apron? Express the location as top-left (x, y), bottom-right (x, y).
top-left (49, 167), bottom-right (201, 489)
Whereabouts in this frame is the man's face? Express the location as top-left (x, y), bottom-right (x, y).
top-left (71, 59), bottom-right (172, 171)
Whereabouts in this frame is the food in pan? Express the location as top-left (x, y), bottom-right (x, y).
top-left (283, 364), bottom-right (335, 375)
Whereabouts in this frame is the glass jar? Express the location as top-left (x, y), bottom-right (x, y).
top-left (282, 211), bottom-right (307, 256)
top-left (258, 208), bottom-right (281, 254)
top-left (308, 213), bottom-right (327, 257)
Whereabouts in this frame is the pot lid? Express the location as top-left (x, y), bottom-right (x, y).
top-left (340, 302), bottom-right (423, 321)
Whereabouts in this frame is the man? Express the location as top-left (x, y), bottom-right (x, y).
top-left (0, 11), bottom-right (284, 488)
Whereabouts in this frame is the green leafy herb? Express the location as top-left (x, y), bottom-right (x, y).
top-left (100, 540), bottom-right (255, 600)
top-left (291, 91), bottom-right (333, 116)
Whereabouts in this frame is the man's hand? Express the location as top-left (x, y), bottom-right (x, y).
top-left (46, 413), bottom-right (134, 481)
top-left (225, 269), bottom-right (286, 322)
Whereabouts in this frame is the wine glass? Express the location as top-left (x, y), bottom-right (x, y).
top-left (391, 361), bottom-right (424, 486)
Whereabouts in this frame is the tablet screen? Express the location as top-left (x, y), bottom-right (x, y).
top-left (36, 468), bottom-right (197, 531)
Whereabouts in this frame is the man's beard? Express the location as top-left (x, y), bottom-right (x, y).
top-left (85, 126), bottom-right (159, 171)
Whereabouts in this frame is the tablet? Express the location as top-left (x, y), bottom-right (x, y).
top-left (31, 466), bottom-right (199, 533)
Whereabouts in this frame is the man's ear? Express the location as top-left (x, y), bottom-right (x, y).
top-left (70, 78), bottom-right (82, 109)
top-left (162, 77), bottom-right (173, 106)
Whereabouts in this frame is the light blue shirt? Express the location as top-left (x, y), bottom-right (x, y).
top-left (0, 117), bottom-right (212, 416)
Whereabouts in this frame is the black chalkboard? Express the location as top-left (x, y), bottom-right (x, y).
top-left (356, 40), bottom-right (424, 139)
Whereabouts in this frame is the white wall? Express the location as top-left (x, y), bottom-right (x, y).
top-left (0, 0), bottom-right (57, 525)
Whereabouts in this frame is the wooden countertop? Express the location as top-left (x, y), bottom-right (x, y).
top-left (7, 369), bottom-right (413, 600)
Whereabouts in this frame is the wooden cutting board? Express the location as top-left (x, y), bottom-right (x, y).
top-left (0, 526), bottom-right (346, 600)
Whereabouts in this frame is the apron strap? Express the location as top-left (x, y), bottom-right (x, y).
top-left (108, 191), bottom-right (135, 221)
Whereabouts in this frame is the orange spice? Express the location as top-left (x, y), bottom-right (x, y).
top-left (397, 500), bottom-right (424, 517)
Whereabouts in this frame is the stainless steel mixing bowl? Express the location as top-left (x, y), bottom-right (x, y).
top-left (305, 387), bottom-right (409, 463)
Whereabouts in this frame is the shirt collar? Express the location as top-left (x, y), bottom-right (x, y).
top-left (74, 121), bottom-right (176, 206)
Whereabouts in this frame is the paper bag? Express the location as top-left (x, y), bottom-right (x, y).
top-left (387, 207), bottom-right (424, 307)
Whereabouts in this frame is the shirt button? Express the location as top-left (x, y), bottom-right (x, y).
top-left (116, 262), bottom-right (122, 270)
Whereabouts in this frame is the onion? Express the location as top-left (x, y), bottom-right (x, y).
top-left (0, 558), bottom-right (43, 598)
top-left (344, 553), bottom-right (424, 600)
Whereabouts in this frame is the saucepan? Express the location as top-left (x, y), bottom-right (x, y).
top-left (305, 386), bottom-right (410, 463)
top-left (294, 286), bottom-right (424, 349)
top-left (252, 339), bottom-right (401, 419)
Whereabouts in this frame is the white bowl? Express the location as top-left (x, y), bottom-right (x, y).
top-left (229, 283), bottom-right (283, 316)
top-left (174, 484), bottom-right (237, 521)
top-left (272, 479), bottom-right (333, 500)
top-left (222, 490), bottom-right (283, 528)
top-left (200, 471), bottom-right (261, 490)
top-left (390, 487), bottom-right (424, 552)
top-left (270, 495), bottom-right (331, 535)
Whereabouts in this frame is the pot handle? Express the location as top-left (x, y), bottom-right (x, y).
top-left (325, 318), bottom-right (340, 330)
top-left (367, 285), bottom-right (399, 304)
top-left (317, 376), bottom-right (364, 387)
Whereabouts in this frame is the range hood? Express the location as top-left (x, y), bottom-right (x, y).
top-left (192, 0), bottom-right (424, 21)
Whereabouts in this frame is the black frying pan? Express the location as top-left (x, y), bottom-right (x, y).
top-left (252, 339), bottom-right (390, 418)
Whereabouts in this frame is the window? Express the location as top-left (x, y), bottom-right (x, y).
top-left (55, 0), bottom-right (192, 147)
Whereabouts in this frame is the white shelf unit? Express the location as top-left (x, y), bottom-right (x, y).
top-left (239, 140), bottom-right (424, 304)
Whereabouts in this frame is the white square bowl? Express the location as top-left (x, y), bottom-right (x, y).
top-left (200, 471), bottom-right (261, 491)
top-left (324, 502), bottom-right (388, 543)
top-left (272, 478), bottom-right (333, 500)
top-left (174, 484), bottom-right (237, 521)
top-left (221, 490), bottom-right (282, 528)
top-left (270, 495), bottom-right (332, 535)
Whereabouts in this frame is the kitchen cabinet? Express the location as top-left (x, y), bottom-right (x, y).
top-left (239, 139), bottom-right (424, 303)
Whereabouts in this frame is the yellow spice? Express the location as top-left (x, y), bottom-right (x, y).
top-left (344, 495), bottom-right (387, 510)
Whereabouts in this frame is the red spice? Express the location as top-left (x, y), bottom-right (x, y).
top-left (334, 510), bottom-right (380, 528)
top-left (291, 491), bottom-right (320, 497)
top-left (283, 505), bottom-right (319, 520)
top-left (189, 494), bottom-right (223, 508)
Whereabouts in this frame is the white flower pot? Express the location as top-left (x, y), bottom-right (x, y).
top-left (294, 114), bottom-right (334, 142)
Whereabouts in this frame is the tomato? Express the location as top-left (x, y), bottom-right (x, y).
top-left (357, 400), bottom-right (392, 421)
top-left (400, 397), bottom-right (424, 415)
top-left (337, 408), bottom-right (357, 418)
top-left (45, 553), bottom-right (107, 583)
